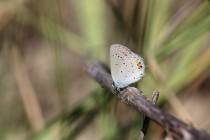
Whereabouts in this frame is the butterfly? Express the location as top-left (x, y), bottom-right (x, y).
top-left (110, 44), bottom-right (145, 90)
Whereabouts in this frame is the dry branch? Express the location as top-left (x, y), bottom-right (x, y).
top-left (139, 91), bottom-right (159, 140)
top-left (84, 60), bottom-right (210, 140)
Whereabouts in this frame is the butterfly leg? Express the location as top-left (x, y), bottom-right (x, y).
top-left (112, 82), bottom-right (125, 92)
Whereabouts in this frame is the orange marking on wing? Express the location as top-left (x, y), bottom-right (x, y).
top-left (136, 61), bottom-right (142, 69)
top-left (120, 51), bottom-right (128, 56)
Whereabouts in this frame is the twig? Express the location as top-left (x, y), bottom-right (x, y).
top-left (139, 91), bottom-right (159, 140)
top-left (84, 60), bottom-right (210, 140)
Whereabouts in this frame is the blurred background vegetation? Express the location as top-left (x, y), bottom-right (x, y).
top-left (0, 0), bottom-right (210, 140)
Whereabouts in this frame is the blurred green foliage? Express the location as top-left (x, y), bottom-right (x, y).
top-left (0, 0), bottom-right (210, 140)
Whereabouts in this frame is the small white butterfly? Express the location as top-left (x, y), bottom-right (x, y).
top-left (110, 44), bottom-right (145, 89)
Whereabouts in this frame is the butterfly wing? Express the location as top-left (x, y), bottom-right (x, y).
top-left (110, 44), bottom-right (130, 88)
top-left (110, 44), bottom-right (145, 88)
